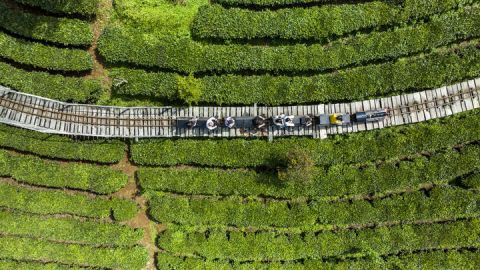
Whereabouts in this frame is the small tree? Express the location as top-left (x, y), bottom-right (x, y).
top-left (277, 148), bottom-right (315, 184)
top-left (176, 73), bottom-right (202, 105)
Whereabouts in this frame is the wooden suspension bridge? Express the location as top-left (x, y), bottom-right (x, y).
top-left (0, 78), bottom-right (479, 139)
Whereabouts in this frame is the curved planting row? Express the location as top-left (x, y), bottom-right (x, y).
top-left (0, 125), bottom-right (125, 163)
top-left (100, 7), bottom-right (480, 74)
top-left (0, 150), bottom-right (127, 194)
top-left (0, 210), bottom-right (142, 246)
top-left (0, 62), bottom-right (101, 102)
top-left (148, 186), bottom-right (480, 228)
top-left (0, 1), bottom-right (93, 46)
top-left (0, 182), bottom-right (138, 221)
top-left (0, 259), bottom-right (84, 270)
top-left (158, 219), bottom-right (480, 261)
top-left (192, 0), bottom-right (475, 40)
top-left (157, 249), bottom-right (480, 269)
top-left (0, 235), bottom-right (147, 270)
top-left (13, 0), bottom-right (100, 16)
top-left (0, 31), bottom-right (93, 72)
top-left (0, 0), bottom-right (102, 104)
top-left (139, 143), bottom-right (480, 199)
top-left (112, 39), bottom-right (480, 104)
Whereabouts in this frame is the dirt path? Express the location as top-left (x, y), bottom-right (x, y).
top-left (112, 150), bottom-right (162, 270)
top-left (86, 0), bottom-right (113, 93)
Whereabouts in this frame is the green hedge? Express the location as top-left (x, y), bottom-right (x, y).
top-left (213, 0), bottom-right (353, 7)
top-left (192, 0), bottom-right (477, 40)
top-left (112, 40), bottom-right (480, 105)
top-left (138, 144), bottom-right (480, 199)
top-left (0, 210), bottom-right (143, 246)
top-left (131, 110), bottom-right (480, 167)
top-left (158, 219), bottom-right (480, 261)
top-left (462, 172), bottom-right (480, 189)
top-left (0, 125), bottom-right (125, 163)
top-left (0, 62), bottom-right (102, 102)
top-left (0, 1), bottom-right (93, 46)
top-left (0, 150), bottom-right (127, 194)
top-left (100, 15), bottom-right (480, 74)
top-left (0, 31), bottom-right (92, 71)
top-left (0, 260), bottom-right (83, 270)
top-left (0, 235), bottom-right (148, 270)
top-left (157, 249), bottom-right (480, 269)
top-left (148, 186), bottom-right (480, 228)
top-left (0, 182), bottom-right (138, 221)
top-left (14, 0), bottom-right (99, 16)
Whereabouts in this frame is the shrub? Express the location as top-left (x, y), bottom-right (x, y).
top-left (176, 73), bottom-right (203, 105)
top-left (277, 148), bottom-right (315, 184)
top-left (100, 5), bottom-right (480, 73)
top-left (462, 172), bottom-right (480, 189)
top-left (0, 236), bottom-right (148, 270)
top-left (0, 31), bottom-right (93, 72)
top-left (0, 149), bottom-right (128, 194)
top-left (0, 260), bottom-right (84, 270)
top-left (14, 0), bottom-right (100, 16)
top-left (158, 219), bottom-right (480, 260)
top-left (110, 39), bottom-right (480, 105)
top-left (156, 249), bottom-right (480, 269)
top-left (138, 143), bottom-right (480, 199)
top-left (147, 186), bottom-right (480, 227)
top-left (0, 62), bottom-right (102, 102)
top-left (0, 124), bottom-right (125, 163)
top-left (193, 0), bottom-right (477, 40)
top-left (0, 182), bottom-right (138, 221)
top-left (0, 210), bottom-right (143, 246)
top-left (0, 1), bottom-right (93, 46)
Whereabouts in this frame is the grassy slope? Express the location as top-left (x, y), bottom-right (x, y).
top-left (0, 0), bottom-right (480, 269)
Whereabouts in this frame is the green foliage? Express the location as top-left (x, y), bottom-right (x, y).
top-left (111, 68), bottom-right (178, 100)
top-left (0, 259), bottom-right (84, 270)
top-left (0, 31), bottom-right (93, 71)
top-left (110, 197), bottom-right (141, 221)
top-left (277, 148), bottom-right (315, 184)
top-left (0, 150), bottom-right (127, 194)
top-left (156, 249), bottom-right (480, 269)
top-left (100, 5), bottom-right (480, 73)
top-left (158, 219), bottom-right (480, 260)
top-left (148, 186), bottom-right (480, 227)
top-left (176, 73), bottom-right (203, 105)
top-left (131, 110), bottom-right (480, 167)
top-left (0, 62), bottom-right (102, 102)
top-left (0, 210), bottom-right (143, 246)
top-left (213, 0), bottom-right (353, 7)
top-left (110, 40), bottom-right (480, 104)
top-left (0, 124), bottom-right (125, 163)
top-left (462, 172), bottom-right (480, 189)
top-left (193, 1), bottom-right (478, 40)
top-left (0, 235), bottom-right (148, 269)
top-left (113, 0), bottom-right (208, 38)
top-left (0, 182), bottom-right (138, 221)
top-left (138, 143), bottom-right (480, 199)
top-left (0, 1), bottom-right (93, 46)
top-left (14, 0), bottom-right (100, 16)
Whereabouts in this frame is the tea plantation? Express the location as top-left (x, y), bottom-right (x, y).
top-left (0, 0), bottom-right (479, 269)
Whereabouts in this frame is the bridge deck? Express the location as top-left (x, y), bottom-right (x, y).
top-left (0, 78), bottom-right (479, 139)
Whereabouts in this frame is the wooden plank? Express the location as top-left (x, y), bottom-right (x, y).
top-left (433, 88), bottom-right (445, 118)
top-left (440, 86), bottom-right (452, 116)
top-left (470, 79), bottom-right (480, 109)
top-left (447, 85), bottom-right (460, 114)
top-left (424, 90), bottom-right (436, 120)
top-left (413, 92), bottom-right (425, 122)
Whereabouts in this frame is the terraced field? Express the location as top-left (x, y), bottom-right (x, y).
top-left (0, 0), bottom-right (479, 269)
